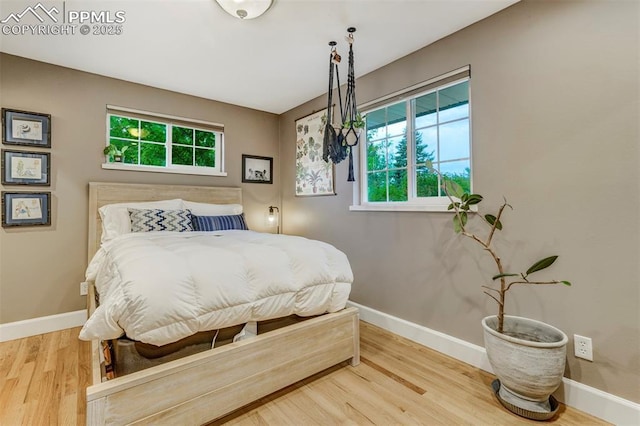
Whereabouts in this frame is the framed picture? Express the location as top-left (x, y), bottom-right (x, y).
top-left (2, 191), bottom-right (51, 227)
top-left (2, 108), bottom-right (51, 148)
top-left (295, 108), bottom-right (336, 196)
top-left (1, 149), bottom-right (50, 186)
top-left (242, 154), bottom-right (273, 184)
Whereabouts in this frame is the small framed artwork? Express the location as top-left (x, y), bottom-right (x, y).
top-left (2, 191), bottom-right (51, 227)
top-left (2, 108), bottom-right (51, 148)
top-left (242, 154), bottom-right (273, 184)
top-left (1, 150), bottom-right (50, 186)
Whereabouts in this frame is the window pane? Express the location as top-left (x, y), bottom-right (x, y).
top-left (439, 119), bottom-right (470, 161)
top-left (195, 148), bottom-right (215, 167)
top-left (368, 172), bottom-right (387, 202)
top-left (109, 139), bottom-right (138, 164)
top-left (387, 136), bottom-right (407, 169)
top-left (388, 169), bottom-right (408, 201)
top-left (366, 109), bottom-right (386, 136)
top-left (415, 92), bottom-right (437, 128)
top-left (195, 130), bottom-right (216, 148)
top-left (386, 102), bottom-right (406, 137)
top-left (416, 166), bottom-right (439, 197)
top-left (140, 121), bottom-right (166, 142)
top-left (361, 77), bottom-right (470, 205)
top-left (172, 145), bottom-right (193, 166)
top-left (110, 116), bottom-right (139, 140)
top-left (173, 126), bottom-right (193, 145)
top-left (140, 142), bottom-right (166, 166)
top-left (439, 81), bottom-right (469, 123)
top-left (441, 160), bottom-right (471, 194)
top-left (415, 127), bottom-right (438, 163)
top-left (367, 141), bottom-right (387, 171)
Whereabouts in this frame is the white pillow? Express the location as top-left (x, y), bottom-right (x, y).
top-left (183, 201), bottom-right (243, 216)
top-left (99, 199), bottom-right (185, 242)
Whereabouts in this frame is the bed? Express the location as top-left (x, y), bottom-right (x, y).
top-left (83, 182), bottom-right (360, 425)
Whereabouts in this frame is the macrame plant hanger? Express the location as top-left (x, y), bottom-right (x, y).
top-left (342, 27), bottom-right (359, 182)
top-left (322, 41), bottom-right (348, 165)
top-left (322, 27), bottom-right (360, 182)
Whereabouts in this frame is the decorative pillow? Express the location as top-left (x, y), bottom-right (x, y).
top-left (128, 209), bottom-right (193, 233)
top-left (192, 213), bottom-right (249, 231)
top-left (183, 201), bottom-right (243, 216)
top-left (99, 199), bottom-right (185, 242)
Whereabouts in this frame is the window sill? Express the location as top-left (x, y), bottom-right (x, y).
top-left (349, 203), bottom-right (477, 213)
top-left (102, 162), bottom-right (227, 177)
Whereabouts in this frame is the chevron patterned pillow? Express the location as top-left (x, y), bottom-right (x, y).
top-left (128, 209), bottom-right (193, 233)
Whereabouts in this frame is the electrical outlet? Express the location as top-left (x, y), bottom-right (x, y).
top-left (80, 281), bottom-right (89, 296)
top-left (574, 334), bottom-right (593, 361)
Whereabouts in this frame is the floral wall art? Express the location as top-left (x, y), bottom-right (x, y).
top-left (295, 109), bottom-right (335, 196)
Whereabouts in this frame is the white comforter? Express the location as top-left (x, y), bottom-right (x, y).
top-left (79, 231), bottom-right (353, 346)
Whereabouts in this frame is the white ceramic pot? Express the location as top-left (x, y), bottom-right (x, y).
top-left (482, 315), bottom-right (568, 413)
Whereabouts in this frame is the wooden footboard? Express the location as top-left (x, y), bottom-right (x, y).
top-left (85, 183), bottom-right (360, 424)
top-left (86, 307), bottom-right (360, 425)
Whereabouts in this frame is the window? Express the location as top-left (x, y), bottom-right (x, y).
top-left (353, 68), bottom-right (471, 211)
top-left (104, 106), bottom-right (225, 176)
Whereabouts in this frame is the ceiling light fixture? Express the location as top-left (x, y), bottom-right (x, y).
top-left (215, 0), bottom-right (274, 20)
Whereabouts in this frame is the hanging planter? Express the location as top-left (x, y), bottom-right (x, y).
top-left (322, 27), bottom-right (361, 182)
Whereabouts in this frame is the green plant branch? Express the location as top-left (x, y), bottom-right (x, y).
top-left (427, 162), bottom-right (570, 334)
top-left (485, 200), bottom-right (509, 247)
top-left (483, 291), bottom-right (503, 306)
top-left (505, 280), bottom-right (567, 292)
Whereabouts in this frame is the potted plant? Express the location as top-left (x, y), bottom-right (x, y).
top-left (341, 112), bottom-right (365, 146)
top-left (430, 164), bottom-right (571, 419)
top-left (103, 144), bottom-right (130, 163)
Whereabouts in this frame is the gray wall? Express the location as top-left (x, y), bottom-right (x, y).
top-left (279, 0), bottom-right (639, 403)
top-left (0, 54), bottom-right (280, 323)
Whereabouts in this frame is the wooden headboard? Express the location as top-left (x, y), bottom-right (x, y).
top-left (88, 182), bottom-right (242, 262)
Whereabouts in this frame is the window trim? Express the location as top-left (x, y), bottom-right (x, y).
top-left (103, 105), bottom-right (226, 177)
top-left (351, 66), bottom-right (472, 212)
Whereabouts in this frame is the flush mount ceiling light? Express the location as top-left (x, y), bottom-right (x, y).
top-left (215, 0), bottom-right (274, 20)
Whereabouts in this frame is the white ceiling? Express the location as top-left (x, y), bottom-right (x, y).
top-left (0, 0), bottom-right (518, 114)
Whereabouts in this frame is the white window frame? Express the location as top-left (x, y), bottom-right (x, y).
top-left (350, 66), bottom-right (471, 212)
top-left (103, 105), bottom-right (226, 177)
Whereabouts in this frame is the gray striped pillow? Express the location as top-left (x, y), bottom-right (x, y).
top-left (192, 214), bottom-right (248, 231)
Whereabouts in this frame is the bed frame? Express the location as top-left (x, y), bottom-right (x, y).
top-left (85, 182), bottom-right (360, 425)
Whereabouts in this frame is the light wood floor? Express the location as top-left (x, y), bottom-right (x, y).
top-left (0, 322), bottom-right (608, 425)
top-left (0, 327), bottom-right (91, 425)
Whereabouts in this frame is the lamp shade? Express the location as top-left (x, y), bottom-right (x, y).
top-left (267, 206), bottom-right (279, 226)
top-left (215, 0), bottom-right (273, 20)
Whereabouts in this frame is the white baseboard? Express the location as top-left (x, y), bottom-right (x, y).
top-left (0, 310), bottom-right (87, 342)
top-left (348, 300), bottom-right (640, 426)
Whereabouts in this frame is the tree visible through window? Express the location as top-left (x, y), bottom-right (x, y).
top-left (107, 113), bottom-right (222, 172)
top-left (362, 78), bottom-right (471, 205)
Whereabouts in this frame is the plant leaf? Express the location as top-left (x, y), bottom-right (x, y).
top-left (466, 194), bottom-right (483, 205)
top-left (425, 160), bottom-right (434, 171)
top-left (485, 214), bottom-right (503, 230)
top-left (492, 273), bottom-right (519, 280)
top-left (444, 180), bottom-right (464, 199)
top-left (461, 193), bottom-right (469, 202)
top-left (447, 203), bottom-right (454, 210)
top-left (561, 281), bottom-right (571, 286)
top-left (526, 256), bottom-right (558, 275)
top-left (460, 211), bottom-right (468, 227)
top-left (452, 214), bottom-right (462, 233)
